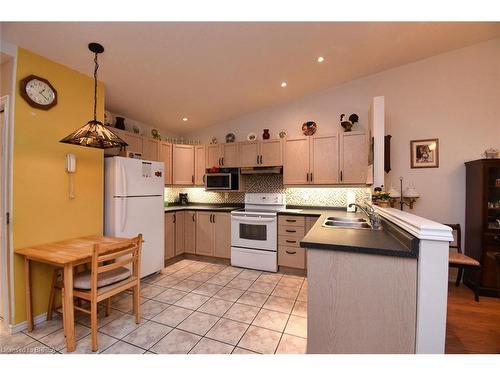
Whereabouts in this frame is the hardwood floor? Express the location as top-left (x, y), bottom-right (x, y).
top-left (446, 283), bottom-right (500, 353)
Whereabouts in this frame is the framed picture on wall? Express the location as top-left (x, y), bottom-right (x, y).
top-left (410, 138), bottom-right (439, 168)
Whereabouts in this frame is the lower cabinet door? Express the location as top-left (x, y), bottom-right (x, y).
top-left (195, 212), bottom-right (214, 256)
top-left (184, 211), bottom-right (196, 254)
top-left (213, 213), bottom-right (231, 259)
top-left (174, 211), bottom-right (185, 255)
top-left (278, 246), bottom-right (306, 269)
top-left (165, 213), bottom-right (175, 260)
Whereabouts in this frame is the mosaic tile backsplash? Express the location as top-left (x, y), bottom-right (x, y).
top-left (165, 175), bottom-right (369, 207)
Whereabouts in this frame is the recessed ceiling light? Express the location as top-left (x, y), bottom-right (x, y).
top-left (182, 117), bottom-right (188, 122)
top-left (281, 82), bottom-right (287, 88)
top-left (317, 56), bottom-right (325, 63)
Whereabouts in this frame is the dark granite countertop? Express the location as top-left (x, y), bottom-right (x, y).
top-left (298, 210), bottom-right (419, 259)
top-left (164, 203), bottom-right (243, 213)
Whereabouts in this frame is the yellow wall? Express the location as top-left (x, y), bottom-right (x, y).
top-left (12, 48), bottom-right (104, 324)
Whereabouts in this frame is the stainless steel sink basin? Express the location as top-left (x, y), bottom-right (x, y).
top-left (322, 219), bottom-right (380, 230)
top-left (326, 216), bottom-right (367, 223)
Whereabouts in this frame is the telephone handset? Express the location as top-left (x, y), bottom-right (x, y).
top-left (66, 154), bottom-right (76, 199)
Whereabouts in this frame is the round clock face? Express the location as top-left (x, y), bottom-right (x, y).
top-left (21, 75), bottom-right (57, 109)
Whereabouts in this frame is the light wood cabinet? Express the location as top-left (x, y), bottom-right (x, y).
top-left (340, 131), bottom-right (367, 184)
top-left (165, 212), bottom-right (175, 260)
top-left (284, 133), bottom-right (364, 185)
top-left (283, 137), bottom-right (310, 185)
top-left (206, 144), bottom-right (221, 169)
top-left (184, 211), bottom-right (196, 254)
top-left (195, 145), bottom-right (206, 186)
top-left (239, 141), bottom-right (260, 167)
top-left (173, 144), bottom-right (194, 185)
top-left (105, 127), bottom-right (144, 156)
top-left (260, 139), bottom-right (283, 166)
top-left (221, 143), bottom-right (239, 167)
top-left (142, 138), bottom-right (160, 161)
top-left (213, 213), bottom-right (231, 259)
top-left (174, 211), bottom-right (185, 255)
top-left (195, 212), bottom-right (214, 256)
top-left (159, 142), bottom-right (173, 185)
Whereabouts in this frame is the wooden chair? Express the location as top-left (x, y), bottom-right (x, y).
top-left (445, 224), bottom-right (481, 301)
top-left (66, 234), bottom-right (142, 352)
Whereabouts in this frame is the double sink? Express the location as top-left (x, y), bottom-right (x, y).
top-left (322, 216), bottom-right (380, 230)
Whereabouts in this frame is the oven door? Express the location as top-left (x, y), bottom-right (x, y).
top-left (231, 213), bottom-right (277, 251)
top-left (205, 173), bottom-right (232, 190)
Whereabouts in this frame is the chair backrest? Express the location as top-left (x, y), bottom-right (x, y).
top-left (443, 224), bottom-right (461, 253)
top-left (90, 234), bottom-right (142, 293)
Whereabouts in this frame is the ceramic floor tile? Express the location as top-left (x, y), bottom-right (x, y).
top-left (78, 308), bottom-right (125, 328)
top-left (154, 275), bottom-right (182, 288)
top-left (257, 273), bottom-right (282, 285)
top-left (203, 264), bottom-right (227, 274)
top-left (153, 288), bottom-right (188, 304)
top-left (171, 279), bottom-right (203, 292)
top-left (214, 286), bottom-right (245, 302)
top-left (191, 283), bottom-right (222, 297)
top-left (284, 315), bottom-right (307, 338)
top-left (150, 329), bottom-right (201, 354)
top-left (263, 295), bottom-right (296, 314)
top-left (188, 272), bottom-right (216, 283)
top-left (232, 347), bottom-right (257, 354)
top-left (278, 277), bottom-right (304, 288)
top-left (177, 311), bottom-right (220, 336)
top-left (98, 314), bottom-right (145, 339)
top-left (252, 309), bottom-right (289, 332)
top-left (189, 337), bottom-right (234, 354)
top-left (111, 294), bottom-right (147, 313)
top-left (151, 305), bottom-right (193, 327)
top-left (297, 287), bottom-right (308, 302)
top-left (142, 273), bottom-right (166, 284)
top-left (122, 321), bottom-right (172, 349)
top-left (247, 281), bottom-right (275, 295)
top-left (223, 303), bottom-right (260, 324)
top-left (15, 341), bottom-right (56, 354)
top-left (276, 334), bottom-right (307, 354)
top-left (0, 332), bottom-right (35, 353)
top-left (237, 291), bottom-right (269, 308)
top-left (271, 284), bottom-right (300, 299)
top-left (23, 317), bottom-right (63, 339)
top-left (291, 301), bottom-right (307, 317)
top-left (174, 292), bottom-right (210, 310)
top-left (236, 269), bottom-right (262, 281)
top-left (238, 325), bottom-right (282, 354)
top-left (218, 266), bottom-right (243, 278)
top-left (102, 340), bottom-right (146, 354)
top-left (197, 298), bottom-right (234, 317)
top-left (205, 318), bottom-right (249, 345)
top-left (39, 324), bottom-right (91, 351)
top-left (63, 332), bottom-right (117, 354)
top-left (206, 274), bottom-right (235, 286)
top-left (139, 299), bottom-right (170, 320)
top-left (226, 277), bottom-right (254, 290)
top-left (140, 285), bottom-right (166, 299)
top-left (169, 269), bottom-right (195, 279)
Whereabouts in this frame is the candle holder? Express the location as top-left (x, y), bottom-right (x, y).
top-left (389, 177), bottom-right (419, 210)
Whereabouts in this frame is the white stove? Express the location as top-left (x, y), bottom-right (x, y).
top-left (230, 193), bottom-right (286, 272)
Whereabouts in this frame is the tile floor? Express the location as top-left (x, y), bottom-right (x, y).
top-left (0, 259), bottom-right (307, 354)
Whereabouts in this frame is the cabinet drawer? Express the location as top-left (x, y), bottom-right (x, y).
top-left (279, 235), bottom-right (301, 248)
top-left (279, 215), bottom-right (306, 227)
top-left (278, 225), bottom-right (305, 238)
top-left (278, 246), bottom-right (306, 269)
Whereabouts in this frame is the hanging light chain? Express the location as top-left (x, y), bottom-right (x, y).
top-left (93, 51), bottom-right (99, 122)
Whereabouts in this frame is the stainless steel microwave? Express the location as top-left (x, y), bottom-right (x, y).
top-left (205, 168), bottom-right (240, 191)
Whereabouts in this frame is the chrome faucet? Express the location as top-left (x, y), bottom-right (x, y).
top-left (348, 203), bottom-right (382, 230)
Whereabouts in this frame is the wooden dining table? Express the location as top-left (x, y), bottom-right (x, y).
top-left (15, 235), bottom-right (131, 352)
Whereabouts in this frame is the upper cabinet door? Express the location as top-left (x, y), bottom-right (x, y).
top-left (260, 139), bottom-right (283, 166)
top-left (340, 131), bottom-right (368, 184)
top-left (159, 142), bottom-right (173, 185)
top-left (221, 143), bottom-right (239, 167)
top-left (194, 145), bottom-right (206, 186)
top-left (173, 144), bottom-right (195, 185)
top-left (310, 135), bottom-right (339, 184)
top-left (283, 137), bottom-right (310, 185)
top-left (143, 138), bottom-right (160, 161)
top-left (239, 141), bottom-right (259, 167)
top-left (206, 144), bottom-right (221, 169)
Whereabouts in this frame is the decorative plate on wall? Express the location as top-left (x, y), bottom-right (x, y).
top-left (302, 121), bottom-right (317, 136)
top-left (247, 132), bottom-right (257, 141)
top-left (225, 133), bottom-right (236, 143)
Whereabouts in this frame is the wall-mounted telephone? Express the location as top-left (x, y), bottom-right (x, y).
top-left (66, 154), bottom-right (76, 199)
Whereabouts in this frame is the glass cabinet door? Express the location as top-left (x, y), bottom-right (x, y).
top-left (486, 165), bottom-right (500, 231)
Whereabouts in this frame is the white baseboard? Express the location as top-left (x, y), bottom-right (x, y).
top-left (9, 312), bottom-right (48, 334)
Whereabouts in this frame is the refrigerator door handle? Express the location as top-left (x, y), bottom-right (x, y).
top-left (120, 197), bottom-right (127, 232)
top-left (120, 161), bottom-right (127, 197)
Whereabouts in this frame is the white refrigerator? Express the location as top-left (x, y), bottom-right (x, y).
top-left (104, 157), bottom-right (165, 278)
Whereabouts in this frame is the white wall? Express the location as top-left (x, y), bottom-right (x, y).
top-left (186, 38), bottom-right (500, 236)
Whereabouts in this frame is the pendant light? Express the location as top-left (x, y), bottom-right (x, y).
top-left (60, 43), bottom-right (128, 149)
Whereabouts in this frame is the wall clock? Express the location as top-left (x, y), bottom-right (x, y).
top-left (20, 75), bottom-right (57, 110)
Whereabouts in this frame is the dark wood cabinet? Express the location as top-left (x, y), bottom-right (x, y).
top-left (464, 159), bottom-right (500, 297)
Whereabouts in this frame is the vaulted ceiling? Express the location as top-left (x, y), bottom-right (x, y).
top-left (2, 22), bottom-right (499, 134)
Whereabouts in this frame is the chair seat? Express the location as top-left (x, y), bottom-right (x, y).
top-left (74, 266), bottom-right (131, 290)
top-left (449, 251), bottom-right (480, 267)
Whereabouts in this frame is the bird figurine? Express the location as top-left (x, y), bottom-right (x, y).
top-left (340, 113), bottom-right (359, 132)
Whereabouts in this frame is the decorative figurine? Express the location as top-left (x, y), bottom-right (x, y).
top-left (340, 113), bottom-right (359, 132)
